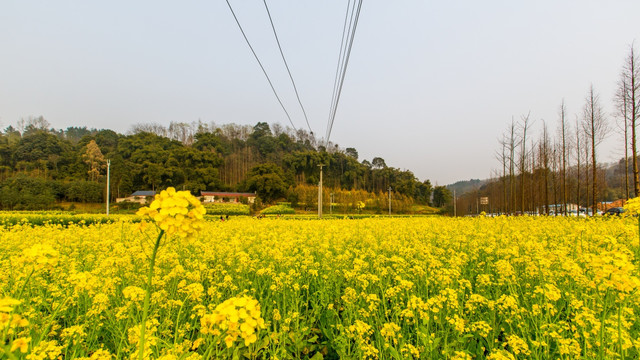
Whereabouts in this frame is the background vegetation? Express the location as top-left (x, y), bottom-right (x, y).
top-left (0, 119), bottom-right (432, 212)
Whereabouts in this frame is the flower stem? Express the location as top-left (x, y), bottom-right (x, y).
top-left (139, 229), bottom-right (164, 360)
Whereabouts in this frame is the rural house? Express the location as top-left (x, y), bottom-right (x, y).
top-left (116, 190), bottom-right (156, 204)
top-left (200, 191), bottom-right (256, 204)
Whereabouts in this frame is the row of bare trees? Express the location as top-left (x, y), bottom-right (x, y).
top-left (470, 44), bottom-right (640, 217)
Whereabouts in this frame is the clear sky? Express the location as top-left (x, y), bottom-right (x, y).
top-left (1, 1), bottom-right (639, 185)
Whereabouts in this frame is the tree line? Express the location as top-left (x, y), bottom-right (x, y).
top-left (453, 44), bottom-right (639, 216)
top-left (0, 118), bottom-right (433, 210)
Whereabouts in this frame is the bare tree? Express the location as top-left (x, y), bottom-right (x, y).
top-left (130, 122), bottom-right (167, 137)
top-left (168, 122), bottom-right (195, 145)
top-left (509, 119), bottom-right (517, 214)
top-left (518, 113), bottom-right (532, 214)
top-left (620, 44), bottom-right (640, 196)
top-left (615, 78), bottom-right (630, 199)
top-left (582, 85), bottom-right (608, 215)
top-left (540, 121), bottom-right (551, 214)
top-left (551, 141), bottom-right (559, 214)
top-left (496, 133), bottom-right (509, 213)
top-left (559, 100), bottom-right (568, 214)
top-left (575, 117), bottom-right (582, 211)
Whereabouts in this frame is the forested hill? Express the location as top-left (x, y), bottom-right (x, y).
top-left (0, 119), bottom-right (434, 209)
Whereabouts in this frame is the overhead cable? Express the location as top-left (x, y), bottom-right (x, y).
top-left (325, 0), bottom-right (363, 147)
top-left (262, 0), bottom-right (313, 135)
top-left (327, 0), bottom-right (354, 141)
top-left (225, 0), bottom-right (297, 131)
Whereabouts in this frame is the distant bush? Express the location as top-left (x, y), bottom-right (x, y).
top-left (0, 175), bottom-right (56, 210)
top-left (0, 212), bottom-right (135, 227)
top-left (261, 204), bottom-right (295, 215)
top-left (115, 201), bottom-right (142, 211)
top-left (204, 203), bottom-right (250, 216)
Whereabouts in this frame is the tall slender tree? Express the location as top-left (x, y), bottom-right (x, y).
top-left (621, 44), bottom-right (640, 196)
top-left (575, 118), bottom-right (582, 212)
top-left (518, 113), bottom-right (531, 214)
top-left (559, 100), bottom-right (568, 214)
top-left (509, 120), bottom-right (517, 214)
top-left (615, 78), bottom-right (630, 199)
top-left (582, 85), bottom-right (608, 215)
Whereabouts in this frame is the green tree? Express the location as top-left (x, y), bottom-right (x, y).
top-left (0, 175), bottom-right (56, 210)
top-left (345, 147), bottom-right (358, 160)
top-left (246, 163), bottom-right (288, 203)
top-left (433, 186), bottom-right (452, 207)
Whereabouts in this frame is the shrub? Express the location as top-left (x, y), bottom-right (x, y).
top-left (261, 204), bottom-right (295, 215)
top-left (0, 212), bottom-right (133, 227)
top-left (204, 203), bottom-right (250, 216)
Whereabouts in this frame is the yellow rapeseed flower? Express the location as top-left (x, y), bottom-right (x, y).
top-left (11, 337), bottom-right (30, 353)
top-left (201, 296), bottom-right (266, 347)
top-left (137, 187), bottom-right (206, 239)
top-left (624, 197), bottom-right (640, 214)
top-left (0, 297), bottom-right (21, 313)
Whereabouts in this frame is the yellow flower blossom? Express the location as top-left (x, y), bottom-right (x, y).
top-left (11, 337), bottom-right (31, 353)
top-left (623, 196), bottom-right (640, 214)
top-left (200, 296), bottom-right (266, 347)
top-left (137, 187), bottom-right (206, 239)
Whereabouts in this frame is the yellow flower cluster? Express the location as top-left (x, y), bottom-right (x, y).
top-left (137, 187), bottom-right (205, 239)
top-left (0, 297), bottom-right (21, 313)
top-left (1, 297), bottom-right (29, 335)
top-left (3, 214), bottom-right (640, 358)
top-left (624, 196), bottom-right (640, 214)
top-left (25, 340), bottom-right (63, 360)
top-left (19, 243), bottom-right (59, 270)
top-left (200, 296), bottom-right (266, 347)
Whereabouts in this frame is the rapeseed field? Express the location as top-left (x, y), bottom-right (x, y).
top-left (1, 201), bottom-right (640, 358)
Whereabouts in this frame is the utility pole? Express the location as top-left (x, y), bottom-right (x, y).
top-left (453, 189), bottom-right (456, 217)
top-left (388, 186), bottom-right (392, 215)
top-left (106, 159), bottom-right (111, 216)
top-left (330, 193), bottom-right (334, 215)
top-left (318, 164), bottom-right (324, 219)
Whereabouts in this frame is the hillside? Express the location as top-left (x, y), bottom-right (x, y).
top-left (0, 120), bottom-right (433, 210)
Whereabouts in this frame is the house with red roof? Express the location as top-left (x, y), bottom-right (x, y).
top-left (200, 191), bottom-right (256, 204)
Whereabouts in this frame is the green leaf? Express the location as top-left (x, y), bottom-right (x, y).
top-left (387, 346), bottom-right (402, 360)
top-left (256, 335), bottom-right (270, 350)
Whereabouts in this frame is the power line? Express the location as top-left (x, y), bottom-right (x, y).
top-left (262, 0), bottom-right (313, 135)
top-left (327, 0), bottom-right (354, 141)
top-left (325, 0), bottom-right (363, 147)
top-left (225, 0), bottom-right (297, 132)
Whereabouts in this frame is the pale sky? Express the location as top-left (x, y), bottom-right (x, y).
top-left (1, 1), bottom-right (639, 185)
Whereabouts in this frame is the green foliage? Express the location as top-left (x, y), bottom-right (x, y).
top-left (114, 201), bottom-right (142, 211)
top-left (246, 163), bottom-right (288, 204)
top-left (204, 203), bottom-right (250, 216)
top-left (0, 120), bottom-right (438, 209)
top-left (64, 180), bottom-right (104, 203)
top-left (0, 175), bottom-right (106, 210)
top-left (261, 204), bottom-right (295, 215)
top-left (433, 186), bottom-right (452, 208)
top-left (0, 175), bottom-right (56, 210)
top-left (0, 211), bottom-right (130, 226)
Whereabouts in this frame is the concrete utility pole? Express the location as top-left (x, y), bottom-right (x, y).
top-left (318, 164), bottom-right (324, 218)
top-left (106, 159), bottom-right (111, 216)
top-left (453, 189), bottom-right (456, 217)
top-left (330, 193), bottom-right (334, 215)
top-left (388, 186), bottom-right (392, 215)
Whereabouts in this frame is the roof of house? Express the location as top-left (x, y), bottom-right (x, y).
top-left (201, 191), bottom-right (256, 197)
top-left (131, 191), bottom-right (156, 197)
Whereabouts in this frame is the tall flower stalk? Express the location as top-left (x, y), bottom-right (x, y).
top-left (135, 187), bottom-right (206, 360)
